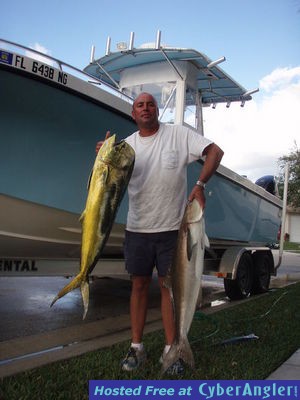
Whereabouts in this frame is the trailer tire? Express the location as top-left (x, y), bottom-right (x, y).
top-left (251, 251), bottom-right (272, 294)
top-left (224, 252), bottom-right (254, 300)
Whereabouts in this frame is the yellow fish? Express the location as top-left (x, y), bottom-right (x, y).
top-left (51, 135), bottom-right (135, 318)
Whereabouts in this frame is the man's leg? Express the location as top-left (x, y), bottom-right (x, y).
top-left (130, 275), bottom-right (152, 343)
top-left (121, 275), bottom-right (150, 371)
top-left (158, 276), bottom-right (184, 375)
top-left (158, 276), bottom-right (175, 345)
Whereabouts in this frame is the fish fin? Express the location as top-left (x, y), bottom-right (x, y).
top-left (161, 337), bottom-right (195, 375)
top-left (102, 166), bottom-right (109, 183)
top-left (205, 233), bottom-right (210, 248)
top-left (79, 210), bottom-right (86, 223)
top-left (86, 157), bottom-right (109, 191)
top-left (179, 337), bottom-right (195, 369)
top-left (162, 271), bottom-right (174, 308)
top-left (86, 169), bottom-right (93, 190)
top-left (161, 345), bottom-right (179, 375)
top-left (81, 279), bottom-right (90, 320)
top-left (195, 235), bottom-right (205, 280)
top-left (50, 273), bottom-right (83, 307)
top-left (187, 226), bottom-right (197, 261)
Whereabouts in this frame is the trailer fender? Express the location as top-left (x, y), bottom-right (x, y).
top-left (218, 246), bottom-right (272, 279)
top-left (218, 246), bottom-right (248, 279)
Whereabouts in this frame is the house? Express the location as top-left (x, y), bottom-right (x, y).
top-left (285, 207), bottom-right (300, 243)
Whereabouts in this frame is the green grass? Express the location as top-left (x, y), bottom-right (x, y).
top-left (1, 282), bottom-right (300, 400)
top-left (284, 241), bottom-right (300, 252)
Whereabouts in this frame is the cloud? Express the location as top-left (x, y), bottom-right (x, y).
top-left (30, 43), bottom-right (51, 55)
top-left (203, 66), bottom-right (300, 182)
top-left (25, 42), bottom-right (53, 65)
top-left (260, 66), bottom-right (300, 92)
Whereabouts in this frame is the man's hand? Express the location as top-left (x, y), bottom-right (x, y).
top-left (187, 143), bottom-right (223, 209)
top-left (95, 131), bottom-right (110, 154)
top-left (188, 186), bottom-right (206, 209)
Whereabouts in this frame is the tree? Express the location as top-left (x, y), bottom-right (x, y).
top-left (278, 142), bottom-right (300, 208)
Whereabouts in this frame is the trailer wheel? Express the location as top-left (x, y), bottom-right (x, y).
top-left (251, 251), bottom-right (272, 294)
top-left (224, 252), bottom-right (254, 300)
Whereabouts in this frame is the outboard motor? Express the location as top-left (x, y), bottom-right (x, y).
top-left (255, 175), bottom-right (278, 196)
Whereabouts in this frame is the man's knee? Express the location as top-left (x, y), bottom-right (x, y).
top-left (132, 276), bottom-right (151, 293)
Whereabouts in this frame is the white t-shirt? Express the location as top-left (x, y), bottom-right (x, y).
top-left (125, 123), bottom-right (212, 233)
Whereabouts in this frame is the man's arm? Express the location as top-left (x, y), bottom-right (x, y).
top-left (188, 143), bottom-right (224, 209)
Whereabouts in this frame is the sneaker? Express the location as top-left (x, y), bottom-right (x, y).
top-left (121, 347), bottom-right (147, 371)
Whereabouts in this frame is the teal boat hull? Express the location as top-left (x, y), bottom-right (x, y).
top-left (0, 46), bottom-right (282, 260)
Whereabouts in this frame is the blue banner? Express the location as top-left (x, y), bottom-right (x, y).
top-left (89, 380), bottom-right (299, 400)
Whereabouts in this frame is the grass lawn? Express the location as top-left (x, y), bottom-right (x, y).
top-left (1, 282), bottom-right (300, 400)
top-left (284, 241), bottom-right (300, 252)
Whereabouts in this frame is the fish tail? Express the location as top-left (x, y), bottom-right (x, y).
top-left (161, 337), bottom-right (195, 375)
top-left (50, 273), bottom-right (84, 307)
top-left (179, 337), bottom-right (195, 369)
top-left (81, 279), bottom-right (89, 320)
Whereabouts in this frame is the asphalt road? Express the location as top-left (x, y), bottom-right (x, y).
top-left (0, 250), bottom-right (299, 343)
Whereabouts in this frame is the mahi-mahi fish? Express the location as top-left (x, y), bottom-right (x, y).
top-left (51, 135), bottom-right (135, 319)
top-left (162, 198), bottom-right (209, 374)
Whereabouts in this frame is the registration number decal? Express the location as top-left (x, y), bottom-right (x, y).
top-left (0, 50), bottom-right (68, 86)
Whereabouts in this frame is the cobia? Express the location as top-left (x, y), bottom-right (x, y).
top-left (162, 198), bottom-right (209, 374)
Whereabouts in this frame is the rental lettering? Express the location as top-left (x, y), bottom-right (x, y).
top-left (0, 260), bottom-right (37, 272)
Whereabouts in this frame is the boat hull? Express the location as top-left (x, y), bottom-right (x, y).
top-left (0, 47), bottom-right (282, 263)
top-left (188, 163), bottom-right (282, 246)
top-left (0, 194), bottom-right (126, 259)
top-left (0, 67), bottom-right (136, 214)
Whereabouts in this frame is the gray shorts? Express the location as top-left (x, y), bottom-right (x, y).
top-left (124, 230), bottom-right (178, 277)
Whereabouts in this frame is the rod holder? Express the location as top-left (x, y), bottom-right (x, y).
top-left (243, 88), bottom-right (259, 97)
top-left (155, 30), bottom-right (161, 49)
top-left (129, 32), bottom-right (135, 51)
top-left (207, 57), bottom-right (226, 69)
top-left (105, 36), bottom-right (111, 56)
top-left (90, 45), bottom-right (95, 64)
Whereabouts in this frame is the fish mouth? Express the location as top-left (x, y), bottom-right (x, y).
top-left (114, 140), bottom-right (127, 151)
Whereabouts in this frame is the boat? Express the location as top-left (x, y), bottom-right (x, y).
top-left (0, 38), bottom-right (136, 271)
top-left (0, 33), bottom-right (282, 287)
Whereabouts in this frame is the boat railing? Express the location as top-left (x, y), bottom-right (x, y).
top-left (0, 38), bottom-right (133, 105)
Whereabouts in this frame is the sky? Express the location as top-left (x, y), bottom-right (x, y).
top-left (1, 0), bottom-right (300, 181)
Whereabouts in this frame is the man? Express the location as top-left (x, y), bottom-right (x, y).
top-left (96, 92), bottom-right (223, 372)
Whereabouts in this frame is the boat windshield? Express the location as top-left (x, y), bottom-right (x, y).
top-left (184, 86), bottom-right (198, 130)
top-left (123, 82), bottom-right (177, 124)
